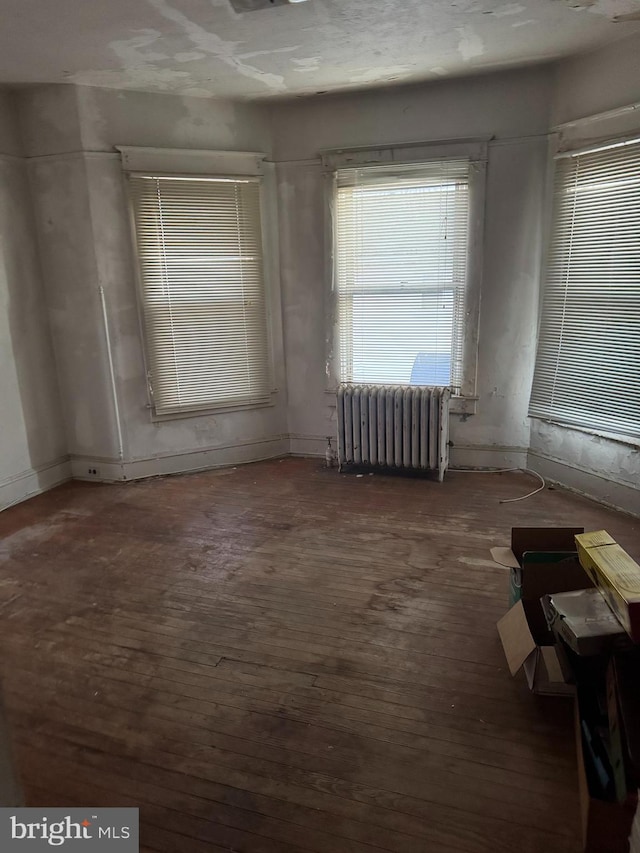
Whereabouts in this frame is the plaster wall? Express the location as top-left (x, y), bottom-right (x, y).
top-left (5, 50), bottom-right (638, 510)
top-left (20, 85), bottom-right (288, 481)
top-left (527, 33), bottom-right (640, 515)
top-left (0, 91), bottom-right (22, 157)
top-left (271, 66), bottom-right (553, 466)
top-left (0, 93), bottom-right (68, 510)
top-left (551, 32), bottom-right (640, 127)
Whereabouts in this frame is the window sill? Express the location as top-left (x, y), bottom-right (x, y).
top-left (530, 417), bottom-right (640, 450)
top-left (149, 394), bottom-right (277, 423)
top-left (323, 388), bottom-right (477, 415)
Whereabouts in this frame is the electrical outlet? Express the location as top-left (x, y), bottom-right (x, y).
top-left (87, 467), bottom-right (100, 477)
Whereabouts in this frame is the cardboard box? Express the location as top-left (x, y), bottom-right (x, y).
top-left (491, 526), bottom-right (584, 576)
top-left (497, 600), bottom-right (574, 696)
top-left (576, 531), bottom-right (640, 642)
top-left (545, 588), bottom-right (629, 657)
top-left (491, 527), bottom-right (589, 644)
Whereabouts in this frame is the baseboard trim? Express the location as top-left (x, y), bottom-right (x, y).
top-left (527, 450), bottom-right (640, 518)
top-left (449, 445), bottom-right (528, 470)
top-left (0, 457), bottom-right (71, 511)
top-left (69, 457), bottom-right (127, 482)
top-left (5, 444), bottom-right (637, 521)
top-left (287, 437), bottom-right (530, 470)
top-left (70, 436), bottom-right (290, 482)
top-left (288, 434), bottom-right (328, 458)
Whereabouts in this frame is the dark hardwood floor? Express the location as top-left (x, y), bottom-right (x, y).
top-left (1, 458), bottom-right (638, 852)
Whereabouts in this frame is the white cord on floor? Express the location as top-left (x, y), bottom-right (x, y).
top-left (451, 467), bottom-right (546, 504)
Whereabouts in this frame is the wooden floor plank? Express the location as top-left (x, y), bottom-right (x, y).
top-left (2, 458), bottom-right (638, 851)
top-left (13, 713), bottom-right (575, 853)
top-left (5, 631), bottom-right (573, 759)
top-left (7, 650), bottom-right (572, 795)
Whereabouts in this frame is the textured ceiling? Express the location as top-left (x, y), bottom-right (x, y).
top-left (1, 0), bottom-right (639, 100)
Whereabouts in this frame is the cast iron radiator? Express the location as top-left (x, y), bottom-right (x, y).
top-left (336, 384), bottom-right (451, 481)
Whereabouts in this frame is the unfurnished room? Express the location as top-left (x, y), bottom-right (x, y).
top-left (0, 1), bottom-right (640, 851)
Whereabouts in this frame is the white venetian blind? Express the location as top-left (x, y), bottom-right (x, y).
top-left (529, 137), bottom-right (640, 438)
top-left (129, 174), bottom-right (270, 415)
top-left (335, 160), bottom-right (470, 392)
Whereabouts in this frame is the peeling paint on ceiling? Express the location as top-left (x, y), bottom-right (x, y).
top-left (0, 0), bottom-right (638, 99)
top-left (148, 0), bottom-right (287, 91)
top-left (456, 25), bottom-right (486, 61)
top-left (490, 3), bottom-right (527, 17)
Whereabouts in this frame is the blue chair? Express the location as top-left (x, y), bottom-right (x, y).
top-left (410, 352), bottom-right (450, 386)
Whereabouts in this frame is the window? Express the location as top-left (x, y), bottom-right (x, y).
top-left (334, 159), bottom-right (472, 393)
top-left (529, 136), bottom-right (640, 439)
top-left (129, 173), bottom-right (270, 416)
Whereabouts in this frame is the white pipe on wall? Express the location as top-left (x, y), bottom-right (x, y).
top-left (98, 285), bottom-right (125, 462)
top-left (551, 101), bottom-right (640, 131)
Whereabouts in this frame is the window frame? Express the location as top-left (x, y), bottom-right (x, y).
top-left (529, 130), bottom-right (640, 442)
top-left (120, 147), bottom-right (278, 421)
top-left (322, 139), bottom-right (487, 414)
